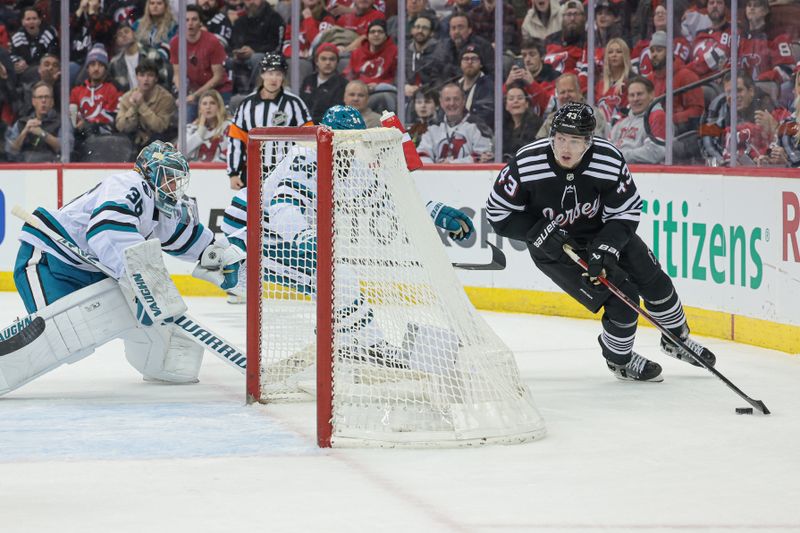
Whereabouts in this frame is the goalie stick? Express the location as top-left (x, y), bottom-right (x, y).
top-left (0, 317), bottom-right (45, 357)
top-left (452, 242), bottom-right (506, 271)
top-left (11, 206), bottom-right (247, 375)
top-left (563, 245), bottom-right (770, 415)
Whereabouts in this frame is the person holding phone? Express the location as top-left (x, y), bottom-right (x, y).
top-left (504, 37), bottom-right (559, 117)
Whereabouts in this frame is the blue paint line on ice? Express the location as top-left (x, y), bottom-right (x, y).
top-left (0, 402), bottom-right (318, 461)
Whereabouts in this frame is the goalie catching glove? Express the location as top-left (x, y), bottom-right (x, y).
top-left (193, 236), bottom-right (247, 290)
top-left (426, 201), bottom-right (475, 241)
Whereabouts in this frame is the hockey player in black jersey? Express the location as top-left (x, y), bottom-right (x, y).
top-left (486, 102), bottom-right (716, 382)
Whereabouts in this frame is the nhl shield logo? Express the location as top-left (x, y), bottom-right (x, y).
top-left (272, 110), bottom-right (288, 127)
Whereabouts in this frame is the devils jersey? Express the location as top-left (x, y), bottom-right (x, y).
top-left (686, 23), bottom-right (731, 78)
top-left (631, 36), bottom-right (691, 76)
top-left (543, 31), bottom-right (586, 76)
top-left (738, 29), bottom-right (794, 82)
top-left (486, 137), bottom-right (642, 250)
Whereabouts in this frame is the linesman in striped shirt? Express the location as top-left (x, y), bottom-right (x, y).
top-left (227, 53), bottom-right (313, 190)
top-left (486, 102), bottom-right (716, 383)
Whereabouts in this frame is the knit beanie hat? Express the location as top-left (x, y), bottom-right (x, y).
top-left (85, 44), bottom-right (109, 67)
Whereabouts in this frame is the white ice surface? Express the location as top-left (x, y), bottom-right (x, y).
top-left (1, 293), bottom-right (799, 533)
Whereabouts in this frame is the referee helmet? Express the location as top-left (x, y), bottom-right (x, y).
top-left (260, 52), bottom-right (288, 73)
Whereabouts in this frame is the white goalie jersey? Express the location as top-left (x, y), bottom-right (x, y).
top-left (19, 170), bottom-right (214, 279)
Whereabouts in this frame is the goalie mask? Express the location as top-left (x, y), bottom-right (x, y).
top-left (134, 140), bottom-right (190, 217)
top-left (321, 105), bottom-right (367, 130)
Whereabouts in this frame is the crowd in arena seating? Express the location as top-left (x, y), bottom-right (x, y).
top-left (0, 0), bottom-right (798, 167)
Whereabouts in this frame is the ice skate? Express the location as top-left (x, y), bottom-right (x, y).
top-left (606, 352), bottom-right (664, 382)
top-left (226, 291), bottom-right (246, 304)
top-left (660, 327), bottom-right (716, 367)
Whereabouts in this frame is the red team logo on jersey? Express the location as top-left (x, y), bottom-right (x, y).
top-left (360, 57), bottom-right (386, 79)
top-left (436, 135), bottom-right (468, 161)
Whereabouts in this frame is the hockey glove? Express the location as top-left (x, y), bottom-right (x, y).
top-left (527, 218), bottom-right (574, 261)
top-left (193, 236), bottom-right (247, 290)
top-left (427, 201), bottom-right (475, 241)
top-left (584, 242), bottom-right (620, 285)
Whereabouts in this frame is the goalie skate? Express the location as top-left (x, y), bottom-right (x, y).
top-left (606, 352), bottom-right (664, 382)
top-left (660, 329), bottom-right (716, 367)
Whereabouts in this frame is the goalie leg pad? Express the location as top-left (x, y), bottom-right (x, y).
top-left (0, 278), bottom-right (138, 395)
top-left (124, 328), bottom-right (204, 383)
top-left (122, 239), bottom-right (187, 323)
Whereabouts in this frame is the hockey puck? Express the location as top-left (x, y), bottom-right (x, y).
top-left (735, 407), bottom-right (754, 415)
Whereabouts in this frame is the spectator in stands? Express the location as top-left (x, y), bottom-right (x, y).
top-left (739, 0), bottom-right (795, 106)
top-left (116, 60), bottom-right (176, 151)
top-left (343, 79), bottom-right (381, 127)
top-left (109, 21), bottom-right (172, 93)
top-left (457, 44), bottom-right (493, 126)
top-left (10, 6), bottom-right (58, 77)
top-left (631, 3), bottom-right (691, 77)
top-left (197, 0), bottom-right (233, 50)
top-left (19, 53), bottom-right (60, 117)
top-left (5, 81), bottom-right (65, 162)
top-left (468, 0), bottom-right (519, 56)
top-left (680, 0), bottom-right (711, 44)
top-left (403, 13), bottom-right (440, 102)
top-left (505, 37), bottom-right (559, 117)
top-left (436, 0), bottom-right (475, 41)
top-left (434, 13), bottom-right (494, 81)
top-left (106, 0), bottom-right (143, 24)
top-left (417, 82), bottom-right (493, 163)
top-left (69, 44), bottom-right (121, 155)
top-left (281, 0), bottom-right (336, 84)
top-left (70, 0), bottom-right (115, 86)
top-left (169, 5), bottom-right (232, 122)
top-left (594, 0), bottom-right (626, 50)
top-left (300, 43), bottom-right (347, 124)
top-left (610, 76), bottom-right (665, 164)
top-left (535, 73), bottom-right (607, 139)
top-left (595, 37), bottom-right (631, 126)
top-left (230, 0), bottom-right (285, 95)
top-left (184, 89), bottom-right (231, 162)
top-left (645, 31), bottom-right (703, 135)
top-left (543, 0), bottom-right (586, 77)
top-left (700, 72), bottom-right (781, 166)
top-left (503, 85), bottom-right (542, 161)
top-left (0, 48), bottom-right (19, 134)
top-left (521, 0), bottom-right (562, 41)
top-left (758, 73), bottom-right (800, 168)
top-left (336, 0), bottom-right (385, 54)
top-left (407, 85), bottom-right (440, 146)
top-left (133, 0), bottom-right (177, 59)
top-left (346, 19), bottom-right (397, 113)
top-left (387, 0), bottom-right (436, 41)
top-left (328, 0), bottom-right (386, 19)
top-left (685, 0), bottom-right (730, 79)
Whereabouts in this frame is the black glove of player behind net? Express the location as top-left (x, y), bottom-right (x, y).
top-left (527, 219), bottom-right (575, 261)
top-left (585, 242), bottom-right (621, 285)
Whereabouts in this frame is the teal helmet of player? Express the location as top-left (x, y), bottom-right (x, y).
top-left (321, 105), bottom-right (367, 130)
top-left (134, 140), bottom-right (190, 217)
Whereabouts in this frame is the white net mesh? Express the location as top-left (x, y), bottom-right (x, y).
top-left (254, 128), bottom-right (545, 447)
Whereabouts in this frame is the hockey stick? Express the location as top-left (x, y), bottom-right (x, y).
top-left (11, 206), bottom-right (247, 374)
top-left (452, 242), bottom-right (506, 271)
top-left (563, 244), bottom-right (770, 415)
top-left (0, 317), bottom-right (45, 357)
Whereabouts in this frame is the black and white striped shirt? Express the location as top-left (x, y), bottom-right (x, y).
top-left (486, 136), bottom-right (642, 247)
top-left (227, 88), bottom-right (312, 184)
top-left (10, 27), bottom-right (58, 65)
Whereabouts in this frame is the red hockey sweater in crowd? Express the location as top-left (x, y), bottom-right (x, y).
top-left (345, 38), bottom-right (397, 85)
top-left (69, 81), bottom-right (120, 125)
top-left (646, 59), bottom-right (704, 129)
top-left (336, 8), bottom-right (384, 36)
top-left (282, 11), bottom-right (337, 57)
top-left (631, 36), bottom-right (691, 77)
top-left (739, 28), bottom-right (795, 82)
top-left (686, 22), bottom-right (731, 78)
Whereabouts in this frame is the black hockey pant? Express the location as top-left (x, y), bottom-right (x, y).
top-left (529, 234), bottom-right (688, 364)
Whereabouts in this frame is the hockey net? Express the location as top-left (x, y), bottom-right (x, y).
top-left (245, 126), bottom-right (545, 447)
